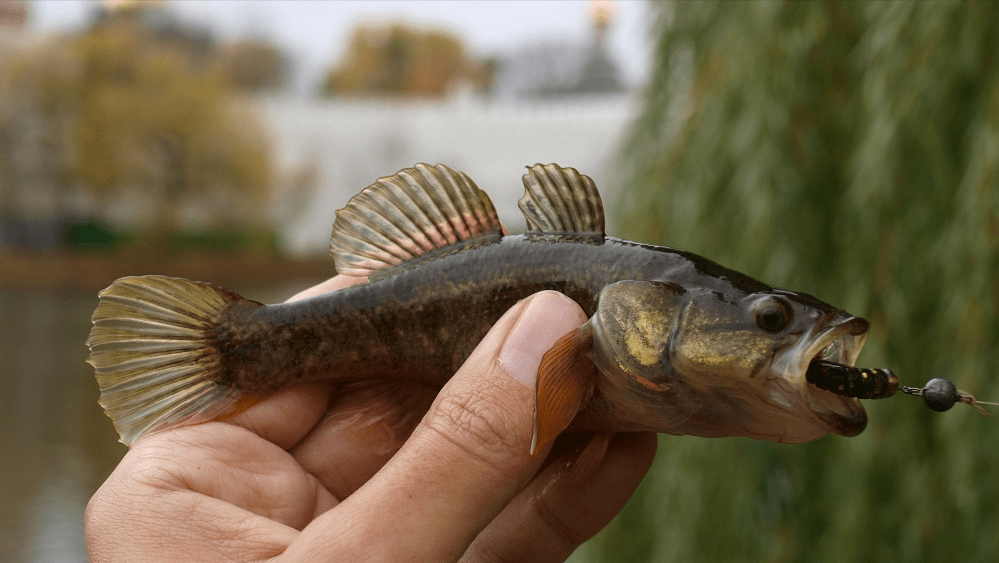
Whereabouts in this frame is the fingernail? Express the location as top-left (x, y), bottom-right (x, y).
top-left (498, 292), bottom-right (586, 388)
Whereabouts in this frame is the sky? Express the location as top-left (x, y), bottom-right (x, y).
top-left (29, 0), bottom-right (656, 94)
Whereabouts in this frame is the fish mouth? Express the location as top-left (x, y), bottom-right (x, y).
top-left (769, 311), bottom-right (870, 438)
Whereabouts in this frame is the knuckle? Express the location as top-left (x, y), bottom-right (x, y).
top-left (426, 387), bottom-right (525, 463)
top-left (532, 493), bottom-right (589, 555)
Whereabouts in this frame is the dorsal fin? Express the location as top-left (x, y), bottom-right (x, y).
top-left (518, 163), bottom-right (605, 239)
top-left (331, 164), bottom-right (503, 278)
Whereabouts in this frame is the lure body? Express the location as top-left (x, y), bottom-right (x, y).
top-left (805, 360), bottom-right (898, 399)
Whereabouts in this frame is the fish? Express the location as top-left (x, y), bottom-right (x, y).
top-left (87, 162), bottom-right (875, 449)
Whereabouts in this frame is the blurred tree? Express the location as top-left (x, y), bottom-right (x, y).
top-left (219, 38), bottom-right (289, 93)
top-left (91, 0), bottom-right (290, 94)
top-left (72, 25), bottom-right (272, 239)
top-left (88, 0), bottom-right (215, 63)
top-left (0, 21), bottom-right (273, 244)
top-left (0, 37), bottom-right (84, 229)
top-left (578, 2), bottom-right (999, 563)
top-left (320, 22), bottom-right (493, 97)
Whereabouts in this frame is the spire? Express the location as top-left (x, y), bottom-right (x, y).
top-left (576, 0), bottom-right (624, 95)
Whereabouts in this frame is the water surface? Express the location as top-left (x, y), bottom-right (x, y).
top-left (0, 280), bottom-right (322, 563)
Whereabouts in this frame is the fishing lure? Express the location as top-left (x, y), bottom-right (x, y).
top-left (806, 360), bottom-right (994, 414)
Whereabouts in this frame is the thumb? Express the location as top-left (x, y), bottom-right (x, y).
top-left (283, 291), bottom-right (587, 562)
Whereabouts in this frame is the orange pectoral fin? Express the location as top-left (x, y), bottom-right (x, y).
top-left (532, 324), bottom-right (598, 455)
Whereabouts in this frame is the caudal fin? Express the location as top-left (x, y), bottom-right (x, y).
top-left (86, 275), bottom-right (253, 446)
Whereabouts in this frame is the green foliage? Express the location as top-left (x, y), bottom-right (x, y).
top-left (587, 1), bottom-right (999, 561)
top-left (164, 227), bottom-right (278, 255)
top-left (66, 220), bottom-right (132, 250)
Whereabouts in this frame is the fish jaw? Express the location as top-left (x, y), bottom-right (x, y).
top-left (765, 312), bottom-right (871, 440)
top-left (672, 311), bottom-right (872, 444)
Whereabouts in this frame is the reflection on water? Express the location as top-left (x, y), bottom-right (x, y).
top-left (0, 280), bottom-right (323, 563)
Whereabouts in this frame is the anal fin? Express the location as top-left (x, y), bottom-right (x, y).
top-left (532, 323), bottom-right (599, 455)
top-left (320, 379), bottom-right (439, 452)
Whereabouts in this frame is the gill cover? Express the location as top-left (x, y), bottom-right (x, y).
top-left (590, 280), bottom-right (686, 387)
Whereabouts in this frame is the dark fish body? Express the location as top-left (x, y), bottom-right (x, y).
top-left (88, 163), bottom-right (875, 447)
top-left (219, 235), bottom-right (776, 393)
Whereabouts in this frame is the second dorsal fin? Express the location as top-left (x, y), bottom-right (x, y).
top-left (331, 164), bottom-right (503, 278)
top-left (518, 164), bottom-right (605, 238)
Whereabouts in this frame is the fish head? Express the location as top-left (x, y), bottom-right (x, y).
top-left (588, 280), bottom-right (869, 443)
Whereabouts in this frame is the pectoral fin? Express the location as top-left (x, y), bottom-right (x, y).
top-left (532, 323), bottom-right (598, 455)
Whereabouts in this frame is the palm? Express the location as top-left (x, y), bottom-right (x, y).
top-left (115, 380), bottom-right (401, 552)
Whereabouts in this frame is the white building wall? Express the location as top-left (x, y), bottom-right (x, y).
top-left (256, 93), bottom-right (639, 256)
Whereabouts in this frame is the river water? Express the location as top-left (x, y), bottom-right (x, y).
top-left (0, 280), bottom-right (322, 563)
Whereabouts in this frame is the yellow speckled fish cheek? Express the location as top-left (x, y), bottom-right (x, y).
top-left (623, 309), bottom-right (673, 367)
top-left (594, 280), bottom-right (686, 381)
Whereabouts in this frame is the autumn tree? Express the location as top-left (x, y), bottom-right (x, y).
top-left (0, 18), bottom-right (274, 244)
top-left (219, 38), bottom-right (289, 93)
top-left (74, 25), bottom-right (271, 234)
top-left (0, 39), bottom-right (78, 221)
top-left (320, 22), bottom-right (492, 97)
top-left (90, 1), bottom-right (289, 93)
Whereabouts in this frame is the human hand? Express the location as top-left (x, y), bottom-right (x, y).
top-left (85, 277), bottom-right (658, 562)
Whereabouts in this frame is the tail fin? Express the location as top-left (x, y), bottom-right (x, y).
top-left (86, 275), bottom-right (253, 446)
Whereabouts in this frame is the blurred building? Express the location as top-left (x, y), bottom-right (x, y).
top-left (259, 93), bottom-right (637, 255)
top-left (258, 2), bottom-right (636, 255)
top-left (492, 0), bottom-right (625, 99)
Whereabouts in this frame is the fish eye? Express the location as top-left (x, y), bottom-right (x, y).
top-left (754, 297), bottom-right (792, 333)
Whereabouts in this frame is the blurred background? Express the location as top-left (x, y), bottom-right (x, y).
top-left (0, 1), bottom-right (996, 562)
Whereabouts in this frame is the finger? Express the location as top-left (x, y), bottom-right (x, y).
top-left (290, 392), bottom-right (418, 499)
top-left (88, 465), bottom-right (298, 563)
top-left (126, 424), bottom-right (337, 529)
top-left (86, 428), bottom-right (327, 562)
top-left (461, 431), bottom-right (658, 562)
top-left (223, 381), bottom-right (334, 450)
top-left (282, 291), bottom-right (589, 562)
